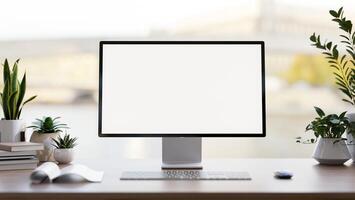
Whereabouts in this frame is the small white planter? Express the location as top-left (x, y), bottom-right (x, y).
top-left (347, 134), bottom-right (355, 161)
top-left (30, 132), bottom-right (59, 162)
top-left (346, 113), bottom-right (355, 161)
top-left (0, 120), bottom-right (25, 142)
top-left (54, 148), bottom-right (74, 164)
top-left (313, 138), bottom-right (351, 165)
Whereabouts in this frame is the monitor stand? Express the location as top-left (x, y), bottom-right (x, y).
top-left (162, 137), bottom-right (202, 169)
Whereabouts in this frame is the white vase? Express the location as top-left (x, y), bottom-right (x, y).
top-left (346, 113), bottom-right (355, 161)
top-left (54, 148), bottom-right (74, 164)
top-left (30, 132), bottom-right (59, 162)
top-left (0, 120), bottom-right (25, 142)
top-left (312, 138), bottom-right (351, 165)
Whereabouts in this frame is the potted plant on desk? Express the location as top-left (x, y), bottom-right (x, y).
top-left (52, 133), bottom-right (77, 164)
top-left (0, 59), bottom-right (37, 142)
top-left (309, 7), bottom-right (355, 160)
top-left (305, 107), bottom-right (351, 165)
top-left (29, 116), bottom-right (69, 161)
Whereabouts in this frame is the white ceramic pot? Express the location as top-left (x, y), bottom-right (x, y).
top-left (312, 138), bottom-right (351, 165)
top-left (0, 120), bottom-right (25, 142)
top-left (54, 148), bottom-right (74, 164)
top-left (30, 132), bottom-right (59, 162)
top-left (346, 113), bottom-right (355, 161)
top-left (347, 134), bottom-right (355, 161)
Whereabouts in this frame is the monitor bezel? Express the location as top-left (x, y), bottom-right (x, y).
top-left (98, 41), bottom-right (266, 137)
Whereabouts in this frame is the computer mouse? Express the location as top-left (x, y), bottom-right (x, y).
top-left (274, 170), bottom-right (293, 179)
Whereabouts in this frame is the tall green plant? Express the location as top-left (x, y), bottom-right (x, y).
top-left (1, 59), bottom-right (37, 119)
top-left (310, 7), bottom-right (355, 105)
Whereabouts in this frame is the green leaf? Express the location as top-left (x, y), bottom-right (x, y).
top-left (332, 18), bottom-right (342, 23)
top-left (7, 91), bottom-right (18, 119)
top-left (340, 55), bottom-right (346, 64)
top-left (16, 107), bottom-right (22, 120)
top-left (329, 10), bottom-right (338, 17)
top-left (339, 88), bottom-right (352, 99)
top-left (3, 59), bottom-right (11, 84)
top-left (341, 40), bottom-right (351, 45)
top-left (11, 61), bottom-right (18, 93)
top-left (346, 49), bottom-right (355, 59)
top-left (339, 111), bottom-right (347, 118)
top-left (332, 45), bottom-right (339, 59)
top-left (310, 33), bottom-right (316, 42)
top-left (330, 64), bottom-right (340, 70)
top-left (333, 72), bottom-right (344, 80)
top-left (314, 106), bottom-right (325, 117)
top-left (326, 42), bottom-right (332, 50)
top-left (337, 7), bottom-right (343, 16)
top-left (17, 73), bottom-right (26, 113)
top-left (340, 34), bottom-right (349, 40)
top-left (2, 78), bottom-right (10, 119)
top-left (335, 79), bottom-right (347, 90)
top-left (22, 95), bottom-right (37, 105)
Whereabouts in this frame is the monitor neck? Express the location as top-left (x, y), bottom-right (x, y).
top-left (162, 137), bottom-right (202, 169)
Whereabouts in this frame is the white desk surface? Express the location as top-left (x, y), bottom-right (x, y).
top-left (0, 158), bottom-right (354, 200)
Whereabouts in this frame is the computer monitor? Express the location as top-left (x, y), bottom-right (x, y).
top-left (99, 41), bottom-right (265, 169)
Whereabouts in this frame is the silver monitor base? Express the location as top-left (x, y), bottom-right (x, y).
top-left (162, 137), bottom-right (202, 169)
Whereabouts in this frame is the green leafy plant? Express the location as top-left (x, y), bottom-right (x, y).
top-left (52, 133), bottom-right (78, 149)
top-left (1, 59), bottom-right (37, 119)
top-left (310, 7), bottom-right (355, 105)
top-left (298, 107), bottom-right (349, 143)
top-left (28, 116), bottom-right (69, 134)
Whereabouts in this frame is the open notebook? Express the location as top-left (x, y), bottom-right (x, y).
top-left (30, 162), bottom-right (104, 183)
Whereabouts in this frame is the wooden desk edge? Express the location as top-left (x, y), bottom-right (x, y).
top-left (1, 192), bottom-right (355, 200)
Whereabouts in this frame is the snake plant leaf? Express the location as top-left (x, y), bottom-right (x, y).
top-left (11, 62), bottom-right (18, 94)
top-left (17, 73), bottom-right (26, 111)
top-left (16, 107), bottom-right (22, 119)
top-left (2, 78), bottom-right (10, 119)
top-left (8, 91), bottom-right (18, 119)
top-left (3, 59), bottom-right (10, 83)
top-left (22, 95), bottom-right (37, 106)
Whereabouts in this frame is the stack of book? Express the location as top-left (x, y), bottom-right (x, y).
top-left (0, 142), bottom-right (43, 171)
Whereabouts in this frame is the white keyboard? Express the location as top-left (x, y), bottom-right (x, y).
top-left (120, 170), bottom-right (251, 180)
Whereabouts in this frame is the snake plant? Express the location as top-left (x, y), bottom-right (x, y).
top-left (1, 59), bottom-right (37, 119)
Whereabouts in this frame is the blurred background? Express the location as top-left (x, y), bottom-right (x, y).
top-left (0, 0), bottom-right (354, 160)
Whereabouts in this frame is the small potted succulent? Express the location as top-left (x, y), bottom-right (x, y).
top-left (0, 59), bottom-right (37, 142)
top-left (52, 133), bottom-right (77, 164)
top-left (29, 116), bottom-right (69, 161)
top-left (303, 107), bottom-right (351, 165)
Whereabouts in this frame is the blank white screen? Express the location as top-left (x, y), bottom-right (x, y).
top-left (101, 44), bottom-right (263, 134)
